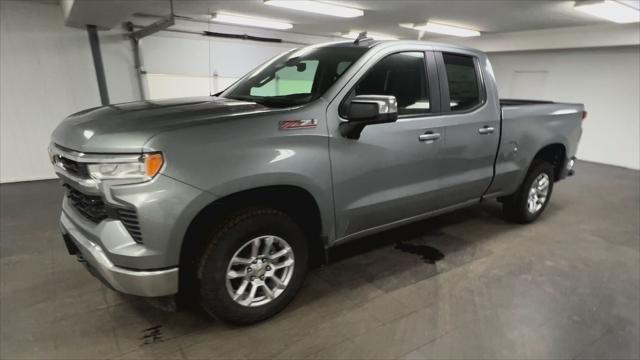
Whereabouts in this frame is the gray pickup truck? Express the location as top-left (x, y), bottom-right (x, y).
top-left (50, 39), bottom-right (583, 324)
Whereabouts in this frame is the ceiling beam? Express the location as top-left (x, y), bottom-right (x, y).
top-left (129, 16), bottom-right (175, 40)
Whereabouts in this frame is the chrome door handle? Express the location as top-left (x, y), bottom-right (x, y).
top-left (478, 126), bottom-right (495, 134)
top-left (419, 132), bottom-right (441, 142)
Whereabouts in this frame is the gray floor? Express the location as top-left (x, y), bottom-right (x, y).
top-left (1, 160), bottom-right (638, 359)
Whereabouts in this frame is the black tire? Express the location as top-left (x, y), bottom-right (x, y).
top-left (502, 160), bottom-right (555, 224)
top-left (197, 208), bottom-right (308, 325)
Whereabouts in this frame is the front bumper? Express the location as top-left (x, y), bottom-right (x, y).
top-left (50, 144), bottom-right (219, 297)
top-left (60, 211), bottom-right (178, 297)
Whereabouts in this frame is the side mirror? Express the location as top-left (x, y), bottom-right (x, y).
top-left (340, 95), bottom-right (398, 139)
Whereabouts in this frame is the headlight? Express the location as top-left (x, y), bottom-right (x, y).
top-left (87, 153), bottom-right (164, 182)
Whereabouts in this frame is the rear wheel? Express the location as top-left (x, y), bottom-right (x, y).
top-left (502, 161), bottom-right (554, 223)
top-left (198, 208), bottom-right (308, 325)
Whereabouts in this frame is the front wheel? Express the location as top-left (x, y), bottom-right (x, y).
top-left (502, 160), bottom-right (555, 224)
top-left (198, 208), bottom-right (308, 325)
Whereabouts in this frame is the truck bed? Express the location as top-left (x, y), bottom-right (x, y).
top-left (488, 98), bottom-right (584, 197)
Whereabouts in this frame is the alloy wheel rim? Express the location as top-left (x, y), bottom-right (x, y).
top-left (225, 235), bottom-right (295, 307)
top-left (527, 173), bottom-right (550, 214)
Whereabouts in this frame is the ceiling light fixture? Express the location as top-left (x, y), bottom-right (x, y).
top-left (264, 0), bottom-right (364, 18)
top-left (400, 22), bottom-right (480, 37)
top-left (210, 13), bottom-right (293, 30)
top-left (341, 31), bottom-right (398, 40)
top-left (574, 0), bottom-right (640, 23)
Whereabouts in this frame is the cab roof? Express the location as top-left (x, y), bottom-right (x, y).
top-left (316, 39), bottom-right (484, 56)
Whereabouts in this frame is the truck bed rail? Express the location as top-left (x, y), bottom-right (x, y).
top-left (500, 99), bottom-right (555, 107)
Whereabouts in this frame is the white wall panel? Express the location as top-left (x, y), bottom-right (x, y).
top-left (210, 40), bottom-right (294, 78)
top-left (0, 0), bottom-right (100, 183)
top-left (142, 35), bottom-right (210, 77)
top-left (100, 29), bottom-right (140, 104)
top-left (140, 31), bottom-right (297, 95)
top-left (146, 74), bottom-right (238, 100)
top-left (147, 74), bottom-right (206, 99)
top-left (509, 71), bottom-right (549, 100)
top-left (0, 2), bottom-right (330, 182)
top-left (136, 19), bottom-right (334, 98)
top-left (490, 47), bottom-right (640, 169)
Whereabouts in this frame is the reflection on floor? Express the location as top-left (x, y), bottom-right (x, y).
top-left (1, 160), bottom-right (638, 359)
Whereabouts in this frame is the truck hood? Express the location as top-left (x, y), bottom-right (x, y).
top-left (51, 96), bottom-right (268, 153)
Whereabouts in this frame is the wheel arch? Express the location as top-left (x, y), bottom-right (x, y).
top-left (178, 184), bottom-right (327, 299)
top-left (531, 142), bottom-right (566, 181)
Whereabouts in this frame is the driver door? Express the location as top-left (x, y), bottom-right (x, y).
top-left (327, 50), bottom-right (445, 240)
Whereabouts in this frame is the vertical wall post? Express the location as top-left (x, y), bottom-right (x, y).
top-left (131, 38), bottom-right (147, 100)
top-left (87, 24), bottom-right (110, 105)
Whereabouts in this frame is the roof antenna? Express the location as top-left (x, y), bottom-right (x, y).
top-left (354, 31), bottom-right (372, 45)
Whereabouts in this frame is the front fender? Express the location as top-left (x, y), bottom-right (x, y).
top-left (143, 104), bottom-right (335, 241)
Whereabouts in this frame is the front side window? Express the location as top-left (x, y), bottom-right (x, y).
top-left (442, 53), bottom-right (481, 111)
top-left (354, 52), bottom-right (430, 115)
top-left (223, 47), bottom-right (368, 108)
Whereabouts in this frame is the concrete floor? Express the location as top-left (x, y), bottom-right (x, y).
top-left (1, 160), bottom-right (638, 359)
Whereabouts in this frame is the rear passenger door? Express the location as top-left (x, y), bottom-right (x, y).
top-left (435, 51), bottom-right (500, 207)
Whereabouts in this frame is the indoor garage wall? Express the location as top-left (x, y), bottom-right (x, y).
top-left (139, 22), bottom-right (338, 99)
top-left (0, 1), bottom-right (336, 183)
top-left (0, 0), bottom-right (100, 183)
top-left (141, 34), bottom-right (295, 99)
top-left (489, 47), bottom-right (640, 170)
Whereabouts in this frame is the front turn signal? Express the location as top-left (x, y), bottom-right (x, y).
top-left (144, 153), bottom-right (164, 178)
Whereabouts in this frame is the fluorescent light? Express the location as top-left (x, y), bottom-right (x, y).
top-left (264, 0), bottom-right (364, 18)
top-left (210, 13), bottom-right (293, 29)
top-left (341, 31), bottom-right (397, 40)
top-left (574, 0), bottom-right (640, 23)
top-left (408, 22), bottom-right (480, 37)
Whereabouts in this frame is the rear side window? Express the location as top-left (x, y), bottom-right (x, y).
top-left (442, 53), bottom-right (480, 111)
top-left (354, 52), bottom-right (430, 115)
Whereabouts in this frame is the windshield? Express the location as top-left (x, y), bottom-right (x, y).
top-left (221, 46), bottom-right (369, 108)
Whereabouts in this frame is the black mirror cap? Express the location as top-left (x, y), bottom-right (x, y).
top-left (348, 102), bottom-right (379, 120)
top-left (340, 95), bottom-right (398, 139)
top-left (339, 112), bottom-right (398, 139)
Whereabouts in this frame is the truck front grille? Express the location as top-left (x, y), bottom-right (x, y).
top-left (56, 156), bottom-right (89, 178)
top-left (63, 184), bottom-right (107, 223)
top-left (117, 208), bottom-right (143, 243)
top-left (62, 185), bottom-right (143, 244)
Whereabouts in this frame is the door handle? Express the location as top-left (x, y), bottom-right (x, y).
top-left (419, 132), bottom-right (441, 142)
top-left (478, 126), bottom-right (495, 135)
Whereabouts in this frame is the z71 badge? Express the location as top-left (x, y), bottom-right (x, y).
top-left (279, 119), bottom-right (317, 130)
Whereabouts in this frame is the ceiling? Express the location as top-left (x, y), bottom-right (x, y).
top-left (66, 0), bottom-right (621, 39)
